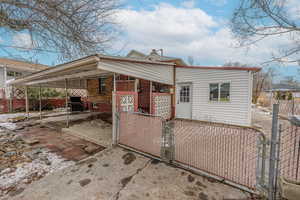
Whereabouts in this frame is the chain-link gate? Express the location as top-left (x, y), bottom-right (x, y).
top-left (116, 111), bottom-right (268, 194)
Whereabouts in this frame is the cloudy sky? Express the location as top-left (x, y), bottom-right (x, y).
top-left (1, 0), bottom-right (300, 80)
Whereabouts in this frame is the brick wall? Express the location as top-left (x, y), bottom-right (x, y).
top-left (138, 79), bottom-right (150, 111)
top-left (87, 76), bottom-right (113, 104)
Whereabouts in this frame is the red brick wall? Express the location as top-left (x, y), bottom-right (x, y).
top-left (0, 98), bottom-right (68, 113)
top-left (116, 81), bottom-right (135, 91)
top-left (138, 80), bottom-right (150, 111)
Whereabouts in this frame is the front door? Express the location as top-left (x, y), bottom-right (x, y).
top-left (176, 83), bottom-right (192, 119)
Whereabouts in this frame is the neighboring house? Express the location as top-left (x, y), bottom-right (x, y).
top-left (127, 49), bottom-right (187, 66)
top-left (9, 52), bottom-right (260, 126)
top-left (0, 58), bottom-right (48, 99)
top-left (0, 57), bottom-right (48, 89)
top-left (259, 83), bottom-right (300, 103)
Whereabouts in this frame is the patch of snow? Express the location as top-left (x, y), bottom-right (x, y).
top-left (0, 113), bottom-right (38, 122)
top-left (0, 149), bottom-right (74, 192)
top-left (0, 122), bottom-right (17, 130)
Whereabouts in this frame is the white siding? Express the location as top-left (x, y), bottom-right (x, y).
top-left (98, 60), bottom-right (174, 85)
top-left (176, 68), bottom-right (252, 126)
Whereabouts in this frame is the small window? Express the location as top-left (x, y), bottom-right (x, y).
top-left (209, 82), bottom-right (230, 102)
top-left (7, 71), bottom-right (22, 77)
top-left (7, 71), bottom-right (15, 77)
top-left (98, 77), bottom-right (106, 94)
top-left (209, 83), bottom-right (219, 101)
top-left (15, 72), bottom-right (22, 77)
top-left (180, 85), bottom-right (190, 103)
top-left (220, 83), bottom-right (230, 102)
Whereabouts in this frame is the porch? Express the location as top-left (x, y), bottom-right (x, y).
top-left (8, 54), bottom-right (175, 146)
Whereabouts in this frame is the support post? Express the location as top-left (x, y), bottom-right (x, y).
top-left (25, 86), bottom-right (29, 119)
top-left (149, 81), bottom-right (153, 114)
top-left (9, 86), bottom-right (13, 112)
top-left (268, 104), bottom-right (279, 200)
top-left (65, 79), bottom-right (69, 128)
top-left (39, 85), bottom-right (42, 120)
top-left (134, 79), bottom-right (139, 93)
top-left (112, 73), bottom-right (117, 146)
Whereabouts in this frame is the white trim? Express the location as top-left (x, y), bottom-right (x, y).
top-left (248, 71), bottom-right (253, 125)
top-left (176, 82), bottom-right (193, 119)
top-left (24, 70), bottom-right (108, 85)
top-left (10, 56), bottom-right (100, 85)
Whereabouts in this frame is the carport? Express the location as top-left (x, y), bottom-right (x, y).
top-left (8, 54), bottom-right (175, 145)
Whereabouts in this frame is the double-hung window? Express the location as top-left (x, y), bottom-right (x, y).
top-left (209, 82), bottom-right (230, 102)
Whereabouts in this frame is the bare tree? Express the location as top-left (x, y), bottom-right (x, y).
top-left (0, 0), bottom-right (119, 61)
top-left (223, 61), bottom-right (250, 67)
top-left (187, 56), bottom-right (194, 65)
top-left (253, 68), bottom-right (276, 104)
top-left (223, 61), bottom-right (276, 103)
top-left (231, 0), bottom-right (300, 64)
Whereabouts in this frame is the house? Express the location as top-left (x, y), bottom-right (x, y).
top-left (8, 51), bottom-right (260, 127)
top-left (266, 83), bottom-right (300, 100)
top-left (127, 49), bottom-right (187, 66)
top-left (0, 57), bottom-right (48, 88)
top-left (0, 58), bottom-right (48, 99)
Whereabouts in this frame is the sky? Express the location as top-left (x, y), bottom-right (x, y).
top-left (1, 0), bottom-right (300, 81)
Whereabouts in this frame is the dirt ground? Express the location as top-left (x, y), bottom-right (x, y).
top-left (252, 105), bottom-right (291, 138)
top-left (62, 119), bottom-right (112, 147)
top-left (0, 114), bottom-right (106, 199)
top-left (8, 147), bottom-right (252, 200)
top-left (0, 111), bottom-right (258, 200)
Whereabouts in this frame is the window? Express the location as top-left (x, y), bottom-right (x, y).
top-left (209, 82), bottom-right (230, 102)
top-left (7, 71), bottom-right (22, 77)
top-left (180, 85), bottom-right (190, 103)
top-left (98, 77), bottom-right (106, 94)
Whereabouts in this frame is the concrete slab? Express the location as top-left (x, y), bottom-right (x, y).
top-left (10, 147), bottom-right (251, 200)
top-left (62, 119), bottom-right (112, 147)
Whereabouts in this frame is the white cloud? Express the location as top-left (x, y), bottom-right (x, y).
top-left (12, 33), bottom-right (33, 49)
top-left (115, 3), bottom-right (296, 66)
top-left (181, 0), bottom-right (196, 8)
top-left (286, 0), bottom-right (300, 20)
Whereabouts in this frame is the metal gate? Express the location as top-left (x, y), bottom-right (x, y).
top-left (117, 112), bottom-right (164, 157)
top-left (172, 119), bottom-right (266, 192)
top-left (116, 112), bottom-right (267, 193)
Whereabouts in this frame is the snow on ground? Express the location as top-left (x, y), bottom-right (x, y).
top-left (0, 149), bottom-right (74, 197)
top-left (0, 122), bottom-right (17, 131)
top-left (0, 113), bottom-right (37, 123)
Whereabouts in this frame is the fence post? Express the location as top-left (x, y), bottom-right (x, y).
top-left (161, 121), bottom-right (174, 163)
top-left (292, 98), bottom-right (295, 115)
top-left (268, 104), bottom-right (279, 200)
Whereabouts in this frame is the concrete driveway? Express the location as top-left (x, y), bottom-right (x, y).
top-left (9, 147), bottom-right (250, 200)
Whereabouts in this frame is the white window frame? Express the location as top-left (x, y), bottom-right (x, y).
top-left (209, 82), bottom-right (231, 102)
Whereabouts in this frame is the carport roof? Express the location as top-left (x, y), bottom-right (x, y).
top-left (9, 54), bottom-right (175, 88)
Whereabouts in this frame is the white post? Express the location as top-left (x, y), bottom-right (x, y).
top-left (149, 81), bottom-right (153, 114)
top-left (9, 86), bottom-right (13, 112)
top-left (134, 79), bottom-right (139, 92)
top-left (25, 86), bottom-right (29, 119)
top-left (39, 85), bottom-right (42, 120)
top-left (112, 73), bottom-right (117, 146)
top-left (65, 79), bottom-right (69, 128)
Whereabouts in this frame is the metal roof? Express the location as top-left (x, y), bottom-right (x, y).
top-left (9, 54), bottom-right (175, 87)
